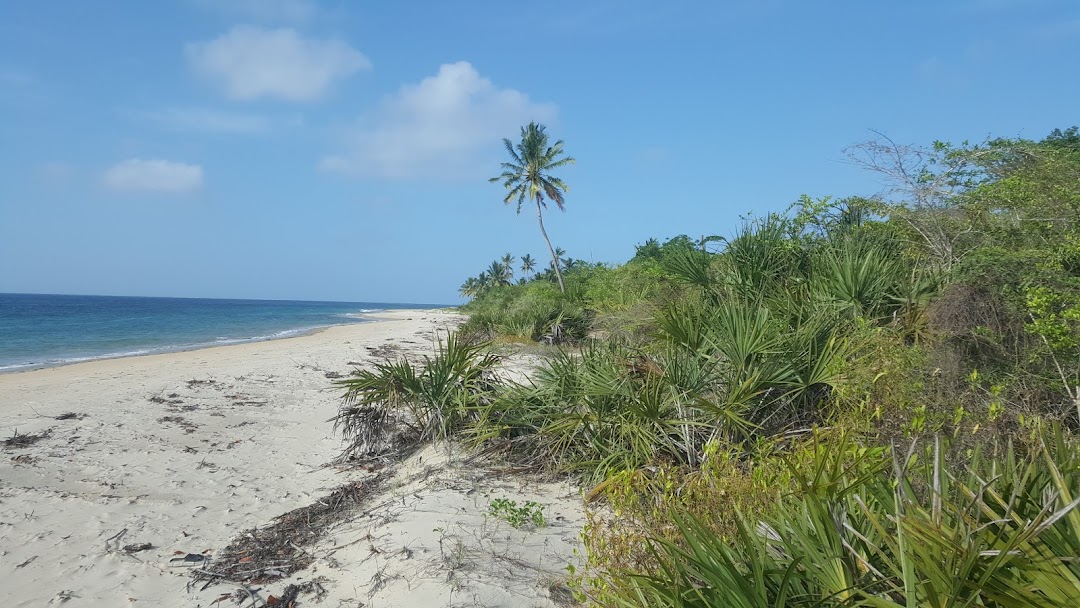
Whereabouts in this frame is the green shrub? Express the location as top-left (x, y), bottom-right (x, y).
top-left (460, 281), bottom-right (590, 344)
top-left (607, 429), bottom-right (1080, 607)
top-left (489, 498), bottom-right (546, 529)
top-left (331, 332), bottom-right (500, 459)
top-left (470, 341), bottom-right (732, 483)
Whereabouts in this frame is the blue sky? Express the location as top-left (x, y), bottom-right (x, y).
top-left (1, 1), bottom-right (1077, 304)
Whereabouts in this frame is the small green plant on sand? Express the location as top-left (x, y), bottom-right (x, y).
top-left (489, 498), bottom-right (546, 529)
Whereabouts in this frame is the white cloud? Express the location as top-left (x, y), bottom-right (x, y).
top-left (103, 159), bottom-right (204, 193)
top-left (321, 61), bottom-right (557, 179)
top-left (191, 0), bottom-right (316, 24)
top-left (149, 107), bottom-right (273, 134)
top-left (185, 26), bottom-right (370, 102)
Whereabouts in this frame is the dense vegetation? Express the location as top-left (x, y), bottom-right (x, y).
top-left (336, 127), bottom-right (1080, 606)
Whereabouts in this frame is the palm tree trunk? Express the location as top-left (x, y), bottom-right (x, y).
top-left (536, 200), bottom-right (565, 292)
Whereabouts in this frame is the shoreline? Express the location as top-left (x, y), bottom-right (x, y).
top-left (0, 307), bottom-right (452, 375)
top-left (0, 308), bottom-right (583, 607)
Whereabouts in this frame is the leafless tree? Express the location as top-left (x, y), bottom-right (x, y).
top-left (844, 131), bottom-right (977, 272)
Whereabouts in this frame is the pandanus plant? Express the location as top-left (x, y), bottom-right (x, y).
top-left (614, 429), bottom-right (1080, 607)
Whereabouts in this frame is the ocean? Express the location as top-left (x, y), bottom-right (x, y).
top-left (0, 293), bottom-right (442, 372)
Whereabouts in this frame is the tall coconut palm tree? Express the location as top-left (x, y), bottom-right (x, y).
top-left (500, 253), bottom-right (516, 282)
top-left (490, 122), bottom-right (575, 292)
top-left (520, 254), bottom-right (536, 280)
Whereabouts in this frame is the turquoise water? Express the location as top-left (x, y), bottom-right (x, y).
top-left (0, 293), bottom-right (442, 371)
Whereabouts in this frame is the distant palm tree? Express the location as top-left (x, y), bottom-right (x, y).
top-left (553, 247), bottom-right (566, 272)
top-left (487, 260), bottom-right (512, 287)
top-left (520, 254), bottom-right (536, 280)
top-left (490, 122), bottom-right (575, 292)
top-left (501, 253), bottom-right (516, 282)
top-left (459, 276), bottom-right (481, 299)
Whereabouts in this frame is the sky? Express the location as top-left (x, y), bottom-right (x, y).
top-left (1, 1), bottom-right (1077, 304)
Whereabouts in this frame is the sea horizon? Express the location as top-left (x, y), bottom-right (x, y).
top-left (0, 292), bottom-right (450, 372)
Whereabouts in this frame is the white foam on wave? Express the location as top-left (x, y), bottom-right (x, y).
top-left (0, 312), bottom-right (386, 374)
top-left (0, 346), bottom-right (167, 372)
top-left (0, 361), bottom-right (45, 372)
top-left (342, 309), bottom-right (382, 318)
top-left (0, 326), bottom-right (345, 373)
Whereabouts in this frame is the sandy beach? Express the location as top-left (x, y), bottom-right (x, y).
top-left (0, 310), bottom-right (584, 607)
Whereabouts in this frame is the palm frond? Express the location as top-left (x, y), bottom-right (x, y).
top-left (502, 137), bottom-right (522, 165)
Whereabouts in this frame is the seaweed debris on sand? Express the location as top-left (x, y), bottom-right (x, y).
top-left (193, 474), bottom-right (387, 587)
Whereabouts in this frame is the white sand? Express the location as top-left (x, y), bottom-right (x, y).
top-left (0, 310), bottom-right (584, 607)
